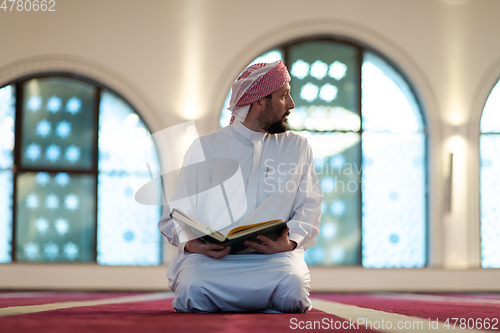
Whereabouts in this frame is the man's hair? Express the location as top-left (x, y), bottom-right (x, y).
top-left (252, 93), bottom-right (272, 107)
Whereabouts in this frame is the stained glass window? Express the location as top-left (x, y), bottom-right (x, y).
top-left (0, 76), bottom-right (162, 265)
top-left (480, 80), bottom-right (500, 268)
top-left (300, 131), bottom-right (361, 265)
top-left (220, 39), bottom-right (427, 268)
top-left (288, 41), bottom-right (363, 266)
top-left (16, 172), bottom-right (95, 262)
top-left (361, 53), bottom-right (426, 268)
top-left (97, 91), bottom-right (161, 265)
top-left (0, 85), bottom-right (15, 263)
top-left (0, 170), bottom-right (13, 263)
top-left (22, 78), bottom-right (95, 170)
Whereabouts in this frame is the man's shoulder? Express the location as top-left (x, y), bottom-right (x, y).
top-left (198, 126), bottom-right (233, 143)
top-left (275, 131), bottom-right (311, 150)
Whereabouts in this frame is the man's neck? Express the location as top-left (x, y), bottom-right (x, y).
top-left (241, 119), bottom-right (265, 133)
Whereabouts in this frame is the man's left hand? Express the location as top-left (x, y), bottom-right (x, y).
top-left (243, 227), bottom-right (297, 254)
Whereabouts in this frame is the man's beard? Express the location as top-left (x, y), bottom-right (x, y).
top-left (264, 119), bottom-right (287, 134)
top-left (258, 105), bottom-right (289, 134)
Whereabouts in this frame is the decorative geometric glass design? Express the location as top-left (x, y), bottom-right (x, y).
top-left (2, 76), bottom-right (163, 266)
top-left (0, 85), bottom-right (15, 169)
top-left (0, 171), bottom-right (13, 263)
top-left (98, 91), bottom-right (159, 175)
top-left (480, 78), bottom-right (500, 268)
top-left (219, 50), bottom-right (283, 127)
top-left (362, 52), bottom-right (424, 133)
top-left (361, 52), bottom-right (426, 268)
top-left (287, 41), bottom-right (360, 132)
top-left (219, 41), bottom-right (427, 268)
top-left (97, 173), bottom-right (161, 265)
top-left (16, 172), bottom-right (95, 262)
top-left (97, 90), bottom-right (161, 265)
top-left (361, 132), bottom-right (426, 268)
top-left (479, 80), bottom-right (500, 267)
top-left (21, 77), bottom-right (96, 170)
top-left (0, 85), bottom-right (15, 263)
top-left (481, 81), bottom-right (500, 133)
top-left (480, 136), bottom-right (500, 268)
top-left (299, 131), bottom-right (361, 266)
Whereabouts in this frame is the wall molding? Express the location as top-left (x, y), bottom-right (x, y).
top-left (1, 264), bottom-right (499, 292)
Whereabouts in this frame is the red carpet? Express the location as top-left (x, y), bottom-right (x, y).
top-left (1, 292), bottom-right (499, 332)
top-left (0, 292), bottom-right (140, 308)
top-left (314, 294), bottom-right (500, 331)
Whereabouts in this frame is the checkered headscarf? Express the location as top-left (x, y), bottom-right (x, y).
top-left (228, 60), bottom-right (291, 124)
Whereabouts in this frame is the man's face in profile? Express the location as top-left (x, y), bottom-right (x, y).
top-left (258, 83), bottom-right (295, 134)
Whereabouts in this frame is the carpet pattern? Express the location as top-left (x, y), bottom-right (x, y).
top-left (0, 292), bottom-right (499, 332)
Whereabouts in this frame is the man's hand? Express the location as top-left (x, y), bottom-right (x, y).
top-left (243, 227), bottom-right (297, 254)
top-left (185, 239), bottom-right (231, 259)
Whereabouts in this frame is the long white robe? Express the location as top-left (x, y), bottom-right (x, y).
top-left (159, 121), bottom-right (323, 312)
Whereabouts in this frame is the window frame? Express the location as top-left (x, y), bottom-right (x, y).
top-left (221, 36), bottom-right (429, 267)
top-left (479, 78), bottom-right (500, 268)
top-left (3, 72), bottom-right (163, 264)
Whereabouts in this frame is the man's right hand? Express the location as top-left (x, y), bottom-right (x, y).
top-left (185, 239), bottom-right (231, 259)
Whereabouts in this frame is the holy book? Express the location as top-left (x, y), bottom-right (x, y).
top-left (170, 208), bottom-right (287, 254)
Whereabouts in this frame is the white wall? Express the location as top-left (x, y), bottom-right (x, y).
top-left (1, 0), bottom-right (500, 290)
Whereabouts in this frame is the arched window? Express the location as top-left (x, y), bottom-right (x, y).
top-left (0, 75), bottom-right (161, 265)
top-left (220, 39), bottom-right (427, 268)
top-left (480, 79), bottom-right (500, 268)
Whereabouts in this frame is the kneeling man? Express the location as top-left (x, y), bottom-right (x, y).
top-left (159, 60), bottom-right (323, 313)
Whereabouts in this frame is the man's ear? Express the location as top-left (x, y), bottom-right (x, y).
top-left (252, 99), bottom-right (265, 113)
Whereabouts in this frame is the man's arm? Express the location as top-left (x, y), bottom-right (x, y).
top-left (286, 144), bottom-right (323, 250)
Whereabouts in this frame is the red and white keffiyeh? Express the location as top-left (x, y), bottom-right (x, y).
top-left (228, 60), bottom-right (291, 124)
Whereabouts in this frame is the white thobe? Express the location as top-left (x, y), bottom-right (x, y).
top-left (158, 121), bottom-right (323, 313)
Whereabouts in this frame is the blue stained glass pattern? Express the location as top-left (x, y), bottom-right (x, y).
top-left (287, 105), bottom-right (360, 132)
top-left (66, 97), bottom-right (82, 114)
top-left (480, 135), bottom-right (500, 268)
top-left (0, 85), bottom-right (15, 169)
top-left (0, 171), bottom-right (13, 263)
top-left (0, 85), bottom-right (15, 263)
top-left (36, 119), bottom-right (51, 137)
top-left (55, 120), bottom-right (71, 138)
top-left (16, 172), bottom-right (95, 262)
top-left (219, 43), bottom-right (427, 268)
top-left (21, 78), bottom-right (96, 170)
top-left (362, 52), bottom-right (424, 133)
top-left (297, 131), bottom-right (361, 266)
top-left (47, 96), bottom-right (62, 113)
top-left (97, 173), bottom-right (161, 265)
top-left (27, 96), bottom-right (42, 111)
top-left (288, 42), bottom-right (360, 132)
top-left (362, 132), bottom-right (426, 268)
top-left (98, 90), bottom-right (162, 265)
top-left (291, 60), bottom-right (310, 80)
top-left (219, 50), bottom-right (283, 128)
top-left (98, 90), bottom-right (159, 176)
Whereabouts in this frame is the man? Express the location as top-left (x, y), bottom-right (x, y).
top-left (159, 60), bottom-right (322, 313)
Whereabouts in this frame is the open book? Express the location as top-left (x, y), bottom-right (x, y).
top-left (170, 208), bottom-right (287, 254)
